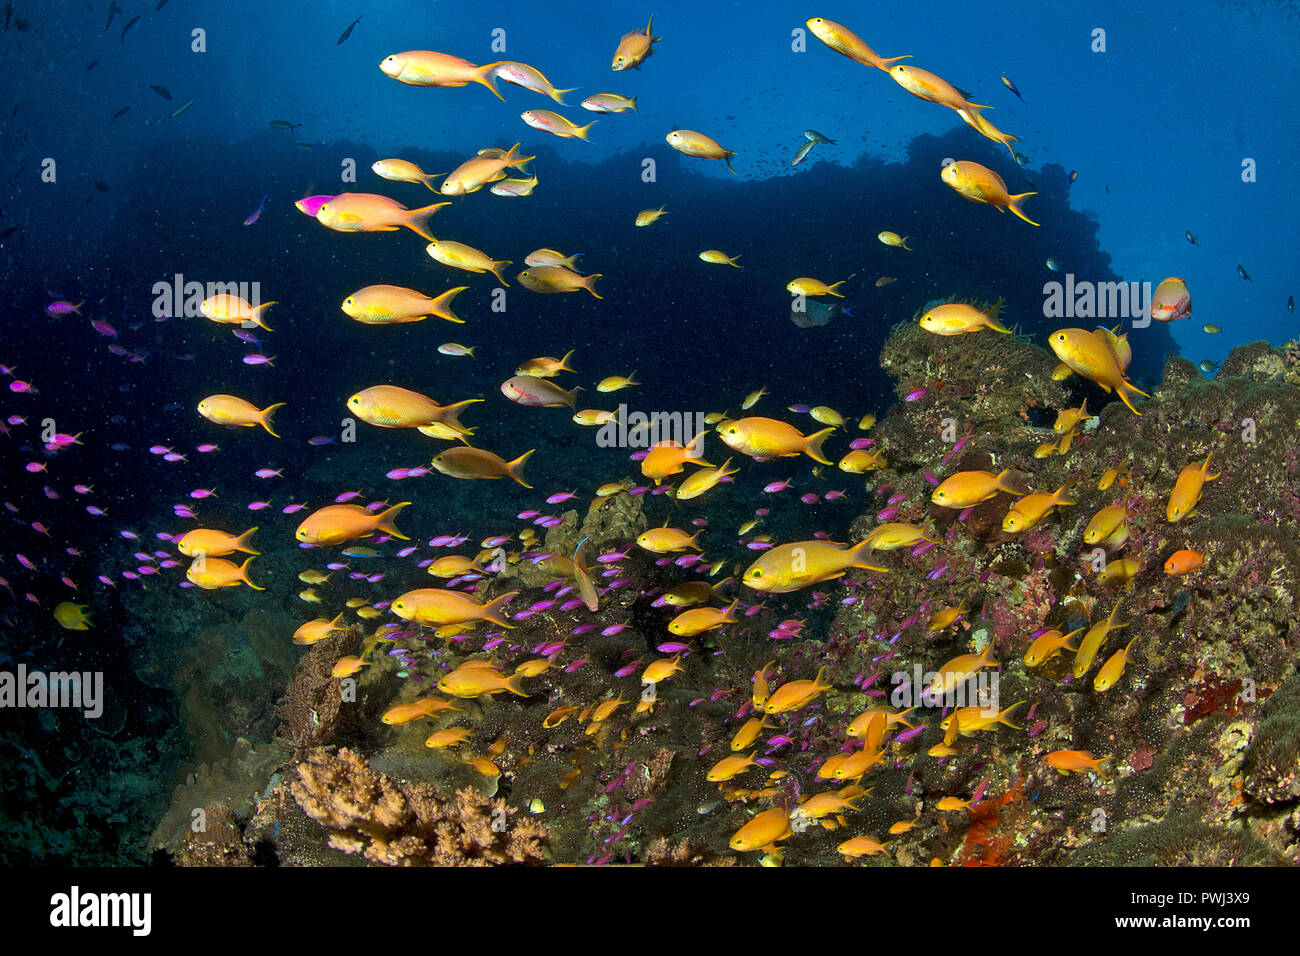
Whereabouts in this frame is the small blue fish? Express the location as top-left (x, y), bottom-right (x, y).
top-left (1001, 75), bottom-right (1026, 103)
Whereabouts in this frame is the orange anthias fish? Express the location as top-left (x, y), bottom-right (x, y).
top-left (295, 502), bottom-right (411, 546)
top-left (379, 51), bottom-right (505, 98)
top-left (342, 284), bottom-right (468, 324)
top-left (728, 807), bottom-right (791, 852)
top-left (611, 14), bottom-right (661, 71)
top-left (347, 386), bottom-right (480, 431)
top-left (889, 64), bottom-right (986, 112)
top-left (392, 588), bottom-right (517, 628)
top-left (805, 17), bottom-right (909, 71)
top-left (1049, 328), bottom-right (1150, 415)
top-left (314, 192), bottom-right (449, 240)
top-left (1164, 548), bottom-right (1205, 575)
top-left (665, 130), bottom-right (737, 174)
top-left (197, 394), bottom-right (285, 437)
top-left (1044, 750), bottom-right (1111, 776)
top-left (431, 447), bottom-right (535, 488)
top-left (1167, 453), bottom-right (1220, 523)
top-left (940, 161), bottom-right (1038, 226)
top-left (717, 417), bottom-right (835, 464)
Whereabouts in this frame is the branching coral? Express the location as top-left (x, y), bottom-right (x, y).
top-left (289, 747), bottom-right (549, 866)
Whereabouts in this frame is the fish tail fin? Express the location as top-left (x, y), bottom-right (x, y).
top-left (1202, 452), bottom-right (1221, 481)
top-left (878, 54), bottom-right (911, 69)
top-left (376, 501), bottom-right (412, 539)
top-left (406, 203), bottom-right (452, 241)
top-left (721, 599), bottom-right (740, 624)
top-left (419, 173), bottom-right (442, 191)
top-left (252, 301), bottom-right (277, 330)
top-left (629, 96), bottom-right (639, 111)
top-left (584, 273), bottom-right (603, 298)
top-left (490, 259), bottom-right (513, 286)
top-left (987, 468), bottom-right (1029, 496)
top-left (234, 526), bottom-right (260, 555)
top-left (258, 403), bottom-right (285, 437)
top-left (804, 427), bottom-right (836, 465)
top-left (848, 538), bottom-right (890, 574)
top-left (482, 591), bottom-right (519, 630)
top-left (1007, 192), bottom-right (1040, 226)
top-left (1054, 484), bottom-right (1077, 508)
top-left (475, 63), bottom-right (507, 100)
top-left (1095, 756), bottom-right (1113, 779)
top-left (437, 398), bottom-right (483, 434)
top-left (723, 151), bottom-right (737, 175)
top-left (72, 301), bottom-right (85, 313)
top-left (500, 673), bottom-right (529, 697)
top-left (983, 298), bottom-right (1011, 333)
top-left (507, 449), bottom-right (535, 488)
top-left (559, 349), bottom-right (577, 373)
top-left (431, 285), bottom-right (468, 323)
top-left (506, 142), bottom-right (536, 169)
top-left (998, 701), bottom-right (1026, 729)
top-left (574, 121), bottom-right (597, 140)
top-left (549, 87), bottom-right (578, 106)
top-left (239, 556), bottom-right (265, 590)
top-left (1116, 378), bottom-right (1149, 415)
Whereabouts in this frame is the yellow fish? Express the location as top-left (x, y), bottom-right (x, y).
top-left (805, 17), bottom-right (910, 71)
top-left (665, 130), bottom-right (737, 174)
top-left (1048, 328), bottom-right (1149, 415)
top-left (431, 447), bottom-right (534, 487)
top-left (1094, 637), bottom-right (1137, 691)
top-left (295, 502), bottom-right (410, 546)
top-left (674, 458), bottom-right (739, 501)
top-left (371, 158), bottom-right (442, 191)
top-left (699, 249), bottom-right (742, 268)
top-left (293, 614), bottom-right (346, 646)
top-left (890, 64), bottom-right (985, 111)
top-left (54, 602), bottom-right (92, 630)
top-left (347, 386), bottom-right (478, 431)
top-left (438, 661), bottom-right (527, 698)
top-left (378, 50), bottom-right (505, 98)
top-left (392, 588), bottom-right (517, 628)
top-left (521, 108), bottom-right (595, 140)
top-left (197, 395), bottom-right (284, 437)
top-left (187, 556), bottom-right (263, 590)
top-left (382, 697), bottom-right (458, 724)
top-left (940, 161), bottom-right (1039, 226)
top-left (200, 294), bottom-right (275, 330)
top-left (668, 602), bottom-right (739, 637)
top-left (342, 284), bottom-right (467, 324)
top-left (718, 416), bottom-right (835, 464)
top-left (1073, 602), bottom-right (1126, 679)
top-left (315, 192), bottom-right (449, 240)
top-left (763, 666), bottom-right (833, 714)
top-left (176, 527), bottom-right (259, 558)
top-left (878, 231), bottom-right (913, 250)
top-left (611, 13), bottom-right (661, 71)
top-left (1003, 484), bottom-right (1076, 533)
top-left (1023, 627), bottom-right (1083, 667)
top-left (426, 239), bottom-right (511, 285)
top-left (729, 808), bottom-right (791, 852)
top-left (786, 276), bottom-right (852, 297)
top-left (1167, 453), bottom-right (1220, 523)
top-left (635, 205), bottom-right (668, 226)
top-left (919, 300), bottom-right (1009, 336)
top-left (637, 527), bottom-right (701, 553)
top-left (597, 372), bottom-right (640, 392)
top-left (441, 143), bottom-right (533, 196)
top-left (517, 266), bottom-right (603, 298)
top-left (930, 469), bottom-right (1025, 508)
top-left (743, 539), bottom-right (886, 593)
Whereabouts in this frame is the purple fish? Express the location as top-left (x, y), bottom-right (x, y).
top-left (45, 300), bottom-right (84, 317)
top-left (243, 193), bottom-right (269, 226)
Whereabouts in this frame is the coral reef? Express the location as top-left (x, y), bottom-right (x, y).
top-left (288, 747), bottom-right (549, 866)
